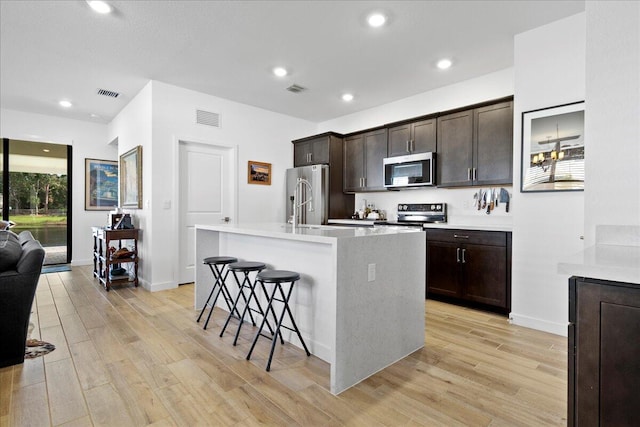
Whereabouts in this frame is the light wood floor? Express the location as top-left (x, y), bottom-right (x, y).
top-left (0, 266), bottom-right (568, 426)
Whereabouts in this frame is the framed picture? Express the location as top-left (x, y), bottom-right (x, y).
top-left (521, 101), bottom-right (585, 192)
top-left (120, 146), bottom-right (143, 208)
top-left (247, 160), bottom-right (271, 185)
top-left (85, 158), bottom-right (118, 210)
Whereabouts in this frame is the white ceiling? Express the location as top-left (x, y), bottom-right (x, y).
top-left (0, 1), bottom-right (584, 125)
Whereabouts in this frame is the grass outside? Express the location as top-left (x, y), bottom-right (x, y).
top-left (9, 214), bottom-right (67, 226)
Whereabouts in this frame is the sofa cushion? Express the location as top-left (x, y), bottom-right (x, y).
top-left (16, 239), bottom-right (45, 274)
top-left (0, 231), bottom-right (22, 271)
top-left (18, 231), bottom-right (34, 246)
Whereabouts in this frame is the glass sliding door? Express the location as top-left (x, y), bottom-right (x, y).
top-left (1, 139), bottom-right (72, 265)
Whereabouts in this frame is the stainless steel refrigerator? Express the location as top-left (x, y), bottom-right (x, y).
top-left (285, 165), bottom-right (329, 225)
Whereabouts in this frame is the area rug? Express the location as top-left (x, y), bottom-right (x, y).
top-left (25, 339), bottom-right (56, 359)
top-left (41, 265), bottom-right (71, 274)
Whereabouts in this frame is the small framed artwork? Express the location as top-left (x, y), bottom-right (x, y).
top-left (521, 101), bottom-right (585, 192)
top-left (85, 158), bottom-right (118, 210)
top-left (247, 160), bottom-right (271, 185)
top-left (120, 146), bottom-right (143, 208)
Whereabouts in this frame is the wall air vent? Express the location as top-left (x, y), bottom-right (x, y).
top-left (96, 88), bottom-right (120, 98)
top-left (286, 84), bottom-right (307, 93)
top-left (196, 109), bottom-right (220, 127)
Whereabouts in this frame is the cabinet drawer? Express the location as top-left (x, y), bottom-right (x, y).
top-left (426, 229), bottom-right (506, 246)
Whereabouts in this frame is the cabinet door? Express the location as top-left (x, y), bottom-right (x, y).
top-left (293, 140), bottom-right (311, 167)
top-left (462, 243), bottom-right (507, 308)
top-left (387, 123), bottom-right (412, 157)
top-left (309, 136), bottom-right (330, 165)
top-left (344, 133), bottom-right (365, 191)
top-left (572, 280), bottom-right (640, 427)
top-left (426, 241), bottom-right (462, 298)
top-left (474, 101), bottom-right (513, 185)
top-left (411, 118), bottom-right (437, 154)
top-left (437, 110), bottom-right (473, 187)
top-left (363, 128), bottom-right (388, 190)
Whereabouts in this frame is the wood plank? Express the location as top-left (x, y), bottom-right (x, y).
top-left (10, 381), bottom-right (50, 427)
top-left (45, 358), bottom-right (88, 425)
top-left (84, 383), bottom-right (137, 426)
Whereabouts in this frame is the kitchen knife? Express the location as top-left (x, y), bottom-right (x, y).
top-left (490, 188), bottom-right (495, 211)
top-left (486, 189), bottom-right (492, 214)
top-left (481, 190), bottom-right (486, 210)
top-left (499, 188), bottom-right (510, 212)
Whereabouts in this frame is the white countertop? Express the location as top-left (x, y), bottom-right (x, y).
top-left (557, 244), bottom-right (640, 285)
top-left (328, 219), bottom-right (512, 232)
top-left (196, 222), bottom-right (423, 244)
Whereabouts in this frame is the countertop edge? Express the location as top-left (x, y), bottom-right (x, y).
top-left (557, 244), bottom-right (640, 285)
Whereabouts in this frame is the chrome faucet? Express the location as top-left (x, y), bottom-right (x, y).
top-left (292, 177), bottom-right (313, 227)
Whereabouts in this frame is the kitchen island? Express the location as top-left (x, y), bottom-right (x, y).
top-left (195, 223), bottom-right (425, 394)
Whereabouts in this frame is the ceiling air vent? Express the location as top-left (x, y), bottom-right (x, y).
top-left (96, 88), bottom-right (120, 98)
top-left (286, 84), bottom-right (307, 93)
top-left (196, 109), bottom-right (220, 127)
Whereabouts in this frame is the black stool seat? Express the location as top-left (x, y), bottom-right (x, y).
top-left (257, 270), bottom-right (300, 283)
top-left (204, 256), bottom-right (237, 265)
top-left (197, 256), bottom-right (239, 330)
top-left (229, 261), bottom-right (266, 272)
top-left (247, 269), bottom-right (310, 371)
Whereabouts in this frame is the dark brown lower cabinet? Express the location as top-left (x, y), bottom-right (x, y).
top-left (568, 277), bottom-right (640, 427)
top-left (426, 229), bottom-right (511, 313)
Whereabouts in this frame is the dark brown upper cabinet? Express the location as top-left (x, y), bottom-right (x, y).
top-left (293, 134), bottom-right (334, 167)
top-left (437, 99), bottom-right (513, 187)
top-left (387, 117), bottom-right (437, 157)
top-left (291, 132), bottom-right (354, 219)
top-left (343, 128), bottom-right (388, 192)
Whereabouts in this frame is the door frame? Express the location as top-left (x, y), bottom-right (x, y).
top-left (172, 136), bottom-right (238, 287)
top-left (1, 138), bottom-right (72, 264)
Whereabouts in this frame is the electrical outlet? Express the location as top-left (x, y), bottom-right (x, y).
top-left (368, 263), bottom-right (376, 282)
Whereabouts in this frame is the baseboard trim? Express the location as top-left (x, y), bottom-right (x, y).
top-left (509, 312), bottom-right (568, 337)
top-left (144, 280), bottom-right (177, 293)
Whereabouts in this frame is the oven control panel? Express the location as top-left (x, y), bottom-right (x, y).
top-left (397, 203), bottom-right (447, 223)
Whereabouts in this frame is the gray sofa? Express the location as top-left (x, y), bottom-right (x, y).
top-left (0, 230), bottom-right (45, 367)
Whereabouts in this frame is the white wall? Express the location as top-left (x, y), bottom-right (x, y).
top-left (316, 69), bottom-right (516, 227)
top-left (109, 80), bottom-right (316, 291)
top-left (107, 83), bottom-right (153, 287)
top-left (584, 1), bottom-right (640, 246)
top-left (511, 13), bottom-right (586, 335)
top-left (0, 108), bottom-right (114, 265)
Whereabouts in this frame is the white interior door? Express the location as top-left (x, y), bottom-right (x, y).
top-left (179, 141), bottom-right (233, 284)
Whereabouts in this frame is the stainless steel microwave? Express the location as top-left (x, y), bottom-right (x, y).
top-left (383, 152), bottom-right (435, 189)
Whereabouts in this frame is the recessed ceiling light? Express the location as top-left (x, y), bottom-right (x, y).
top-left (59, 100), bottom-right (73, 108)
top-left (437, 58), bottom-right (453, 70)
top-left (86, 1), bottom-right (112, 14)
top-left (42, 149), bottom-right (51, 153)
top-left (90, 113), bottom-right (100, 118)
top-left (273, 67), bottom-right (288, 77)
top-left (342, 93), bottom-right (354, 102)
top-left (367, 13), bottom-right (387, 28)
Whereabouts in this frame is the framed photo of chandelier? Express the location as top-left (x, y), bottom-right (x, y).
top-left (521, 101), bottom-right (585, 192)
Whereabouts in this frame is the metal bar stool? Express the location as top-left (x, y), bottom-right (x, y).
top-left (246, 270), bottom-right (311, 371)
top-left (196, 256), bottom-right (239, 330)
top-left (219, 261), bottom-right (278, 345)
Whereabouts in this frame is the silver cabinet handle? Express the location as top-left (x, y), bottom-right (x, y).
top-left (467, 168), bottom-right (472, 181)
top-left (406, 140), bottom-right (410, 153)
top-left (473, 168), bottom-right (477, 181)
top-left (461, 248), bottom-right (466, 264)
top-left (309, 152), bottom-right (313, 163)
top-left (456, 247), bottom-right (461, 263)
top-left (411, 140), bottom-right (415, 152)
top-left (454, 234), bottom-right (469, 239)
